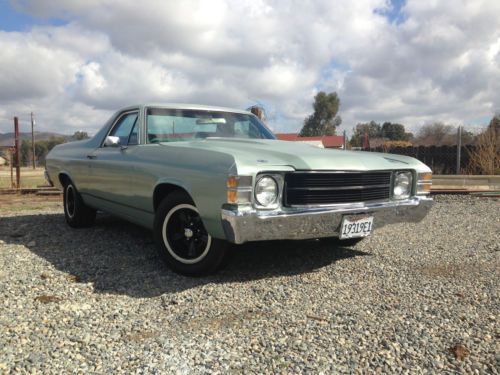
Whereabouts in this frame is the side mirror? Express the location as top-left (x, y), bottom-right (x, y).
top-left (104, 136), bottom-right (120, 147)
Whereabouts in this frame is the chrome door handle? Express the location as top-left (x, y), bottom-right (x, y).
top-left (86, 154), bottom-right (97, 159)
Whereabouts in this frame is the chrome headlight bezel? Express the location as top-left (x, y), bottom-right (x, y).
top-left (393, 171), bottom-right (413, 200)
top-left (254, 174), bottom-right (281, 208)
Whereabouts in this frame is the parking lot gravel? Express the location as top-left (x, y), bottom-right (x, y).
top-left (0, 194), bottom-right (499, 374)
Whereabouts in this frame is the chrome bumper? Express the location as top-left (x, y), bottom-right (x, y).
top-left (221, 196), bottom-right (433, 244)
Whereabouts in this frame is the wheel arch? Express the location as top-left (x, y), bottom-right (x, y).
top-left (58, 172), bottom-right (73, 188)
top-left (152, 177), bottom-right (227, 240)
top-left (153, 182), bottom-right (194, 212)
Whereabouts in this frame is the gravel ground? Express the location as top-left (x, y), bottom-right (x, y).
top-left (0, 194), bottom-right (499, 374)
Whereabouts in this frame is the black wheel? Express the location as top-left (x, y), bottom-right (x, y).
top-left (63, 182), bottom-right (96, 228)
top-left (154, 191), bottom-right (229, 276)
top-left (319, 237), bottom-right (365, 246)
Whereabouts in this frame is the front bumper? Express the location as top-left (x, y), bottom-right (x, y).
top-left (221, 196), bottom-right (432, 244)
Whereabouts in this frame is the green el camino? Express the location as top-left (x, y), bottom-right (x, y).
top-left (45, 103), bottom-right (433, 275)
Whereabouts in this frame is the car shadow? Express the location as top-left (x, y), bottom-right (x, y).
top-left (0, 212), bottom-right (370, 298)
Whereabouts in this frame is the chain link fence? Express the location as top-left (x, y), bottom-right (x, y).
top-left (369, 145), bottom-right (475, 174)
top-left (366, 125), bottom-right (499, 175)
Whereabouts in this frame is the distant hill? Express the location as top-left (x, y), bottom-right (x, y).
top-left (0, 132), bottom-right (71, 147)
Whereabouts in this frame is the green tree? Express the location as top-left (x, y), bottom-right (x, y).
top-left (73, 131), bottom-right (90, 140)
top-left (46, 136), bottom-right (67, 150)
top-left (350, 121), bottom-right (382, 147)
top-left (299, 91), bottom-right (342, 136)
top-left (381, 122), bottom-right (412, 141)
top-left (20, 139), bottom-right (31, 166)
top-left (20, 136), bottom-right (66, 166)
top-left (34, 142), bottom-right (49, 165)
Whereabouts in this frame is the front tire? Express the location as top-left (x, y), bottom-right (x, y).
top-left (154, 191), bottom-right (228, 276)
top-left (63, 182), bottom-right (96, 228)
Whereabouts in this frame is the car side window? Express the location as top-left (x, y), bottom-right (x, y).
top-left (128, 121), bottom-right (139, 145)
top-left (107, 112), bottom-right (138, 146)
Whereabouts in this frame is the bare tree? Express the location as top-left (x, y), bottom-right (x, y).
top-left (415, 123), bottom-right (455, 146)
top-left (467, 116), bottom-right (500, 174)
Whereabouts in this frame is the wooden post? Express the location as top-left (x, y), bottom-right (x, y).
top-left (14, 117), bottom-right (20, 189)
top-left (31, 112), bottom-right (36, 169)
top-left (456, 125), bottom-right (462, 174)
top-left (10, 148), bottom-right (14, 188)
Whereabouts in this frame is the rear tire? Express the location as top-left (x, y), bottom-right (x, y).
top-left (63, 182), bottom-right (96, 228)
top-left (154, 191), bottom-right (228, 276)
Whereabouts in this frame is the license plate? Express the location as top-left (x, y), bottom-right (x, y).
top-left (340, 215), bottom-right (374, 239)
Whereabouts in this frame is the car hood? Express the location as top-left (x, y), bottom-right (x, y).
top-left (163, 138), bottom-right (429, 172)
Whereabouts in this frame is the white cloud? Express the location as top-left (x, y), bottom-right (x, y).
top-left (0, 30), bottom-right (79, 101)
top-left (0, 0), bottom-right (499, 136)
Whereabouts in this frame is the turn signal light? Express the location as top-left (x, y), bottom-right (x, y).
top-left (226, 175), bottom-right (252, 204)
top-left (227, 190), bottom-right (238, 203)
top-left (417, 172), bottom-right (432, 195)
top-left (420, 184), bottom-right (432, 193)
top-left (227, 176), bottom-right (238, 189)
top-left (419, 173), bottom-right (432, 181)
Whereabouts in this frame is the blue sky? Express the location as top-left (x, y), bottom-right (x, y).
top-left (377, 0), bottom-right (407, 24)
top-left (0, 1), bottom-right (65, 31)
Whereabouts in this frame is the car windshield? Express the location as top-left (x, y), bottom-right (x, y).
top-left (146, 108), bottom-right (276, 143)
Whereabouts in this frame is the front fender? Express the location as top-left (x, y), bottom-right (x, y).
top-left (153, 173), bottom-right (228, 239)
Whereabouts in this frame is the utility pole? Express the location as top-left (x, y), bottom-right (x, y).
top-left (31, 111), bottom-right (36, 169)
top-left (456, 125), bottom-right (462, 175)
top-left (343, 130), bottom-right (347, 150)
top-left (14, 117), bottom-right (20, 189)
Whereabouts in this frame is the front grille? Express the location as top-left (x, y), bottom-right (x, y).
top-left (284, 171), bottom-right (392, 206)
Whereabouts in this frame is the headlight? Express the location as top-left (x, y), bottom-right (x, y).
top-left (255, 176), bottom-right (278, 207)
top-left (393, 171), bottom-right (412, 199)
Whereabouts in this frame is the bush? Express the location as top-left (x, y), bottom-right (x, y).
top-left (381, 140), bottom-right (413, 152)
top-left (466, 127), bottom-right (500, 175)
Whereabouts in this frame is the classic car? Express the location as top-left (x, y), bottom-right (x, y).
top-left (45, 104), bottom-right (433, 275)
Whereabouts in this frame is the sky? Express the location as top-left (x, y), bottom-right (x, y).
top-left (0, 0), bottom-right (499, 136)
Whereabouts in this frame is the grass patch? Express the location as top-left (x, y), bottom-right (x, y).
top-left (0, 167), bottom-right (47, 189)
top-left (0, 194), bottom-right (61, 213)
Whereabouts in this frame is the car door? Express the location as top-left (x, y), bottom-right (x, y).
top-left (86, 110), bottom-right (143, 212)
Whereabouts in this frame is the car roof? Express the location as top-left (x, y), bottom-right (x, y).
top-left (121, 103), bottom-right (252, 115)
